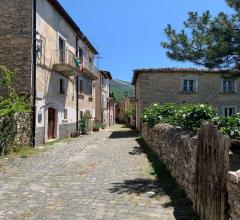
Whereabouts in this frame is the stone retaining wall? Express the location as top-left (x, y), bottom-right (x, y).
top-left (142, 123), bottom-right (231, 220)
top-left (142, 123), bottom-right (198, 202)
top-left (15, 113), bottom-right (32, 146)
top-left (227, 171), bottom-right (240, 220)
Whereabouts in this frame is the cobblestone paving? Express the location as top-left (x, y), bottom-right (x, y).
top-left (0, 125), bottom-right (197, 220)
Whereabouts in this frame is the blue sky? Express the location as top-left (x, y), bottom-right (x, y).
top-left (59, 0), bottom-right (233, 82)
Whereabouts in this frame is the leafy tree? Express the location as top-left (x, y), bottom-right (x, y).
top-left (125, 102), bottom-right (135, 117)
top-left (0, 66), bottom-right (31, 156)
top-left (161, 0), bottom-right (240, 69)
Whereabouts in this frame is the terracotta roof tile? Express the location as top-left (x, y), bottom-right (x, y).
top-left (132, 67), bottom-right (240, 85)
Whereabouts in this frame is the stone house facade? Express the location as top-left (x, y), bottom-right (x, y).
top-left (0, 0), bottom-right (99, 145)
top-left (132, 68), bottom-right (240, 130)
top-left (116, 97), bottom-right (135, 126)
top-left (95, 71), bottom-right (115, 127)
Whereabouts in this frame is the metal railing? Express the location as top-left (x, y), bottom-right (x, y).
top-left (54, 49), bottom-right (80, 70)
top-left (81, 61), bottom-right (98, 75)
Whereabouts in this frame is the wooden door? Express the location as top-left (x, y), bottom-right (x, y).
top-left (48, 108), bottom-right (55, 140)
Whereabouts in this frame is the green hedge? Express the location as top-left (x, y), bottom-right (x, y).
top-left (142, 103), bottom-right (240, 139)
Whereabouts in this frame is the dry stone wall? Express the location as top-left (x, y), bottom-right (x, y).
top-left (142, 123), bottom-right (198, 202)
top-left (15, 113), bottom-right (32, 145)
top-left (142, 123), bottom-right (231, 220)
top-left (227, 171), bottom-right (240, 220)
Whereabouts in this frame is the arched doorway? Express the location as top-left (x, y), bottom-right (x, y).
top-left (48, 108), bottom-right (56, 140)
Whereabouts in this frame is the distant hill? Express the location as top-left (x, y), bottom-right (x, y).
top-left (110, 79), bottom-right (135, 101)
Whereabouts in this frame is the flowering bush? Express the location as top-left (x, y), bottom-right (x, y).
top-left (173, 104), bottom-right (217, 130)
top-left (213, 114), bottom-right (240, 139)
top-left (142, 103), bottom-right (176, 127)
top-left (142, 103), bottom-right (217, 130)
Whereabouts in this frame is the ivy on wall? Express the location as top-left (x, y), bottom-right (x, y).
top-left (0, 66), bottom-right (31, 156)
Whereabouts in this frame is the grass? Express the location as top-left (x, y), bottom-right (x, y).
top-left (135, 137), bottom-right (174, 180)
top-left (135, 137), bottom-right (199, 220)
top-left (5, 145), bottom-right (42, 159)
top-left (3, 137), bottom-right (73, 159)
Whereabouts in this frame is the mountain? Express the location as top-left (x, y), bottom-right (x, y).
top-left (110, 79), bottom-right (135, 101)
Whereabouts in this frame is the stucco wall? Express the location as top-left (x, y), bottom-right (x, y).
top-left (94, 73), bottom-right (110, 125)
top-left (78, 75), bottom-right (96, 120)
top-left (35, 0), bottom-right (79, 143)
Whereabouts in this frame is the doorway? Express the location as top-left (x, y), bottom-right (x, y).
top-left (48, 108), bottom-right (56, 140)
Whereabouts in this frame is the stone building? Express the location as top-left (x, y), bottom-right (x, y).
top-left (0, 0), bottom-right (99, 145)
top-left (95, 71), bottom-right (115, 127)
top-left (132, 68), bottom-right (240, 130)
top-left (116, 97), bottom-right (135, 126)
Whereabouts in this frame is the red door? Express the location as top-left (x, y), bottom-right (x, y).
top-left (48, 108), bottom-right (55, 139)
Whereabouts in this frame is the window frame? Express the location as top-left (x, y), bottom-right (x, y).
top-left (59, 77), bottom-right (66, 95)
top-left (78, 79), bottom-right (84, 94)
top-left (222, 106), bottom-right (237, 117)
top-left (222, 79), bottom-right (235, 93)
top-left (182, 79), bottom-right (197, 92)
top-left (64, 109), bottom-right (68, 120)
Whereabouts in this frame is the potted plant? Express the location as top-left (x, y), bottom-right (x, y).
top-left (101, 123), bottom-right (106, 130)
top-left (93, 120), bottom-right (101, 132)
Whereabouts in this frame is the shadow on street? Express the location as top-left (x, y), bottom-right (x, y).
top-left (109, 132), bottom-right (199, 220)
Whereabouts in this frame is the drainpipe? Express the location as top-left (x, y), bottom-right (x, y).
top-left (76, 35), bottom-right (79, 132)
top-left (32, 0), bottom-right (37, 147)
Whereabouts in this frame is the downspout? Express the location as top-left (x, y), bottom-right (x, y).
top-left (76, 35), bottom-right (79, 132)
top-left (100, 74), bottom-right (102, 123)
top-left (108, 79), bottom-right (111, 126)
top-left (32, 0), bottom-right (37, 147)
top-left (134, 81), bottom-right (137, 129)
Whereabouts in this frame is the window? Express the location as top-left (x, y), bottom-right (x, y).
top-left (78, 48), bottom-right (83, 63)
top-left (89, 83), bottom-right (93, 95)
top-left (64, 109), bottom-right (68, 120)
top-left (38, 113), bottom-right (42, 123)
top-left (36, 39), bottom-right (43, 59)
top-left (183, 80), bottom-right (195, 92)
top-left (223, 79), bottom-right (235, 93)
top-left (79, 79), bottom-right (84, 93)
top-left (59, 78), bottom-right (66, 95)
top-left (224, 107), bottom-right (236, 117)
top-left (89, 56), bottom-right (93, 64)
top-left (59, 37), bottom-right (65, 63)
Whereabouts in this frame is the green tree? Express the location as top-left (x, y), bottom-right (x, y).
top-left (0, 66), bottom-right (31, 156)
top-left (161, 0), bottom-right (240, 69)
top-left (125, 102), bottom-right (135, 117)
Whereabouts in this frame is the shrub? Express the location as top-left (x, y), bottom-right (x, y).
top-left (142, 103), bottom-right (217, 130)
top-left (125, 102), bottom-right (135, 117)
top-left (0, 66), bottom-right (31, 156)
top-left (142, 103), bottom-right (176, 127)
top-left (173, 104), bottom-right (217, 130)
top-left (142, 102), bottom-right (240, 139)
top-left (213, 114), bottom-right (240, 139)
top-left (79, 113), bottom-right (88, 134)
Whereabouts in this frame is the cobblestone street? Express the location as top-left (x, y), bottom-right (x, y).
top-left (0, 125), bottom-right (197, 220)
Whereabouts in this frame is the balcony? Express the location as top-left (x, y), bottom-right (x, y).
top-left (53, 50), bottom-right (80, 77)
top-left (80, 62), bottom-right (98, 80)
